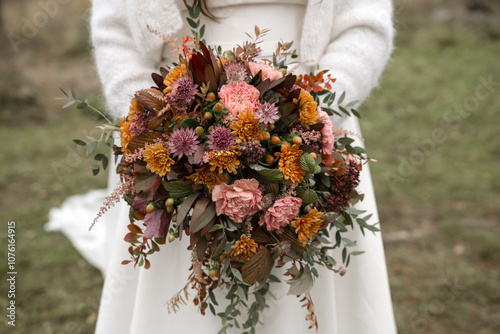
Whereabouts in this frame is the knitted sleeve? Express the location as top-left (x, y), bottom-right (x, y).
top-left (90, 0), bottom-right (165, 119)
top-left (319, 0), bottom-right (394, 105)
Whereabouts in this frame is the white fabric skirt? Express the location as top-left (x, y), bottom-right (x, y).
top-left (46, 2), bottom-right (396, 333)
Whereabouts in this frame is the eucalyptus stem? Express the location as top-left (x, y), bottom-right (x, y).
top-left (76, 99), bottom-right (114, 124)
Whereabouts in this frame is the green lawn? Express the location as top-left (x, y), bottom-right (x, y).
top-left (1, 12), bottom-right (499, 334)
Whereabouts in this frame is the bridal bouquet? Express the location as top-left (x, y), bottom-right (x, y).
top-left (69, 7), bottom-right (378, 333)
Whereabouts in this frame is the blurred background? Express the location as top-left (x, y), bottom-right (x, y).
top-left (0, 0), bottom-right (499, 333)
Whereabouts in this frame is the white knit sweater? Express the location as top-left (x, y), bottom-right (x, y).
top-left (90, 0), bottom-right (394, 119)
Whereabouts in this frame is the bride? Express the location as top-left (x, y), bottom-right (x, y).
top-left (49, 0), bottom-right (397, 333)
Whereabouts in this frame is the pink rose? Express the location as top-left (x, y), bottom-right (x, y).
top-left (212, 179), bottom-right (263, 223)
top-left (248, 62), bottom-right (284, 82)
top-left (218, 81), bottom-right (260, 115)
top-left (259, 196), bottom-right (302, 234)
top-left (318, 107), bottom-right (335, 156)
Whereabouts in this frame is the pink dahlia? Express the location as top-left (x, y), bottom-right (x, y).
top-left (218, 81), bottom-right (260, 115)
top-left (224, 61), bottom-right (248, 83)
top-left (317, 107), bottom-right (335, 155)
top-left (255, 102), bottom-right (279, 124)
top-left (206, 126), bottom-right (236, 152)
top-left (212, 179), bottom-right (263, 223)
top-left (167, 127), bottom-right (199, 158)
top-left (248, 61), bottom-right (283, 82)
top-left (259, 196), bottom-right (302, 234)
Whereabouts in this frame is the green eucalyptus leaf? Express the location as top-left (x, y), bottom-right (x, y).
top-left (63, 100), bottom-right (76, 109)
top-left (351, 108), bottom-right (361, 118)
top-left (301, 189), bottom-right (318, 204)
top-left (76, 102), bottom-right (88, 110)
top-left (162, 181), bottom-right (194, 198)
top-left (180, 118), bottom-right (200, 130)
top-left (338, 91), bottom-right (345, 105)
top-left (256, 169), bottom-right (284, 182)
top-left (71, 87), bottom-right (77, 99)
top-left (86, 141), bottom-right (98, 157)
top-left (299, 153), bottom-right (316, 173)
top-left (338, 137), bottom-right (355, 146)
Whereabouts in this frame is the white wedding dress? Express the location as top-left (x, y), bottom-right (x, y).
top-left (46, 1), bottom-right (397, 333)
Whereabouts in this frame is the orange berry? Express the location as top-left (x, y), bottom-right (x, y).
top-left (265, 155), bottom-right (275, 164)
top-left (204, 112), bottom-right (213, 120)
top-left (262, 132), bottom-right (271, 140)
top-left (268, 124), bottom-right (275, 131)
top-left (206, 92), bottom-right (216, 101)
top-left (146, 203), bottom-right (155, 213)
top-left (271, 136), bottom-right (281, 145)
top-left (195, 126), bottom-right (204, 136)
top-left (165, 198), bottom-right (174, 207)
top-left (293, 137), bottom-right (302, 145)
top-left (214, 103), bottom-right (224, 112)
top-left (310, 153), bottom-right (317, 159)
top-left (209, 268), bottom-right (220, 278)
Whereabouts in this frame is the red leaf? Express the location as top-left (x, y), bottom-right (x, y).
top-left (143, 209), bottom-right (170, 239)
top-left (132, 192), bottom-right (148, 212)
top-left (127, 224), bottom-right (142, 234)
top-left (121, 260), bottom-right (132, 265)
top-left (124, 233), bottom-right (137, 242)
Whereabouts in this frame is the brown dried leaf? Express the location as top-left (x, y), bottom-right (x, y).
top-left (242, 247), bottom-right (271, 285)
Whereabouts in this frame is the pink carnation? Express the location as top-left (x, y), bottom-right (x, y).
top-left (259, 196), bottom-right (302, 234)
top-left (212, 179), bottom-right (263, 223)
top-left (218, 81), bottom-right (261, 115)
top-left (248, 61), bottom-right (283, 82)
top-left (318, 107), bottom-right (335, 155)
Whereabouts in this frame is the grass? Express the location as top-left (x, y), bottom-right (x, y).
top-left (361, 18), bottom-right (500, 333)
top-left (1, 3), bottom-right (500, 333)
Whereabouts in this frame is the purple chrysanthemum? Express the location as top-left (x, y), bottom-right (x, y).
top-left (255, 102), bottom-right (279, 124)
top-left (171, 76), bottom-right (198, 101)
top-left (224, 61), bottom-right (248, 83)
top-left (206, 126), bottom-right (236, 152)
top-left (167, 128), bottom-right (199, 158)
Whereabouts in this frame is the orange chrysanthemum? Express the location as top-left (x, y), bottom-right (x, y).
top-left (291, 208), bottom-right (325, 245)
top-left (173, 112), bottom-right (188, 124)
top-left (208, 149), bottom-right (241, 174)
top-left (274, 142), bottom-right (305, 184)
top-left (229, 234), bottom-right (258, 262)
top-left (119, 117), bottom-right (133, 155)
top-left (142, 143), bottom-right (174, 177)
top-left (295, 89), bottom-right (319, 127)
top-left (230, 110), bottom-right (264, 143)
top-left (128, 97), bottom-right (144, 121)
top-left (186, 168), bottom-right (226, 193)
top-left (163, 63), bottom-right (187, 94)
